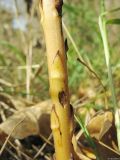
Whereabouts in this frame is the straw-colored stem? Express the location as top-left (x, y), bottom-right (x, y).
top-left (39, 0), bottom-right (73, 159)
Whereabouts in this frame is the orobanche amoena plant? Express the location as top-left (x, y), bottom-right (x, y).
top-left (39, 0), bottom-right (75, 160)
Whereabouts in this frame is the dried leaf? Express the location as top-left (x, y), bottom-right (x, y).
top-left (72, 135), bottom-right (91, 160)
top-left (94, 140), bottom-right (120, 159)
top-left (0, 100), bottom-right (51, 139)
top-left (77, 111), bottom-right (120, 159)
top-left (87, 111), bottom-right (113, 140)
top-left (0, 93), bottom-right (34, 111)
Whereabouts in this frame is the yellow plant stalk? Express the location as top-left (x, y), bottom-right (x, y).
top-left (39, 0), bottom-right (74, 159)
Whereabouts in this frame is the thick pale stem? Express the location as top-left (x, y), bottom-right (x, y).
top-left (39, 0), bottom-right (73, 160)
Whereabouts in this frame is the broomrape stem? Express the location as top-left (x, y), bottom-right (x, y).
top-left (39, 0), bottom-right (74, 159)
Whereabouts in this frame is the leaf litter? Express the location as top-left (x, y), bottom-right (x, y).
top-left (0, 93), bottom-right (120, 159)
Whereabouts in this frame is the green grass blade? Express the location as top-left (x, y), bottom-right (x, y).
top-left (63, 3), bottom-right (79, 15)
top-left (101, 7), bottom-right (120, 16)
top-left (99, 0), bottom-right (120, 151)
top-left (0, 53), bottom-right (7, 65)
top-left (0, 41), bottom-right (25, 64)
top-left (99, 14), bottom-right (117, 110)
top-left (106, 19), bottom-right (120, 25)
top-left (75, 115), bottom-right (100, 160)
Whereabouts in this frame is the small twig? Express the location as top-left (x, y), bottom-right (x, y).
top-left (77, 58), bottom-right (108, 109)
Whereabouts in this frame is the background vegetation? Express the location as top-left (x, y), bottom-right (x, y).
top-left (0, 0), bottom-right (120, 159)
top-left (0, 0), bottom-right (120, 103)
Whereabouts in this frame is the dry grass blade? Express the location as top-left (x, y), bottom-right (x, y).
top-left (8, 140), bottom-right (33, 160)
top-left (39, 133), bottom-right (53, 146)
top-left (5, 147), bottom-right (21, 160)
top-left (32, 145), bottom-right (51, 160)
top-left (99, 140), bottom-right (120, 155)
top-left (26, 40), bottom-right (33, 100)
top-left (32, 63), bottom-right (43, 82)
top-left (34, 133), bottom-right (52, 159)
top-left (0, 78), bottom-right (14, 87)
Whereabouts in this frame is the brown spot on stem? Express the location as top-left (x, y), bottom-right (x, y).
top-left (40, 0), bottom-right (43, 9)
top-left (60, 22), bottom-right (63, 35)
top-left (65, 38), bottom-right (69, 53)
top-left (65, 38), bottom-right (68, 60)
top-left (70, 104), bottom-right (74, 116)
top-left (58, 91), bottom-right (67, 107)
top-left (55, 0), bottom-right (63, 17)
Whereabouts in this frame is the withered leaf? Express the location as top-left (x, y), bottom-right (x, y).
top-left (0, 100), bottom-right (51, 139)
